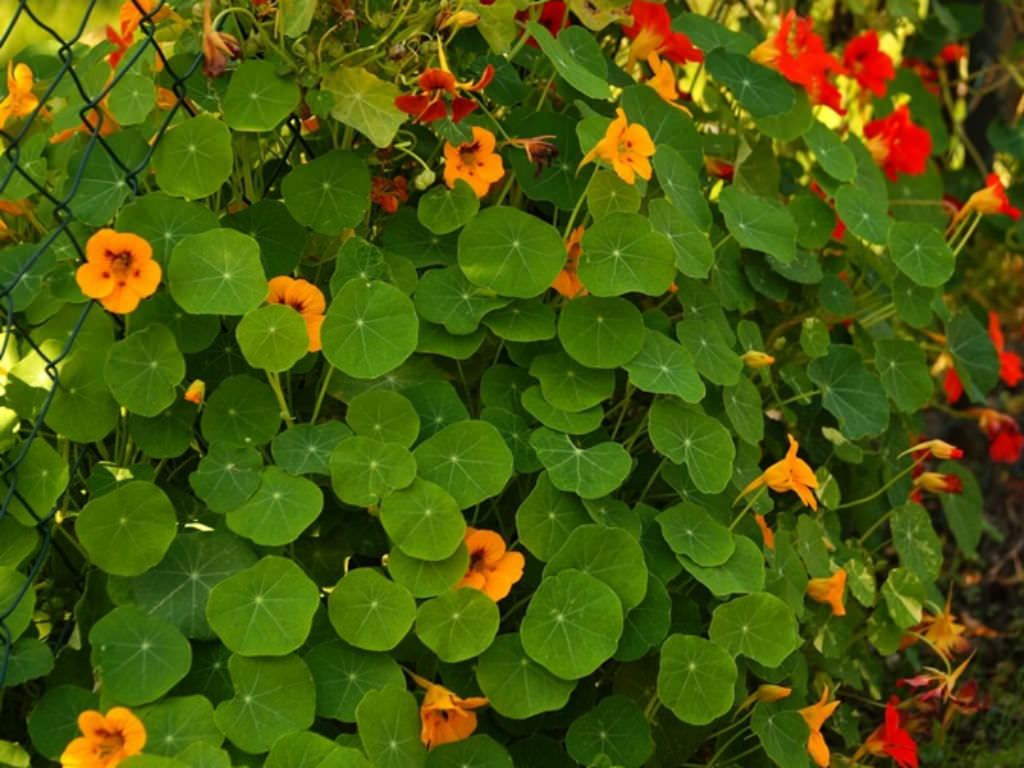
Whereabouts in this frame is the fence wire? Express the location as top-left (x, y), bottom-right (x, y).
top-left (0, 0), bottom-right (314, 688)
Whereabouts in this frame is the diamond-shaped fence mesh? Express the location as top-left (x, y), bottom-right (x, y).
top-left (0, 0), bottom-right (312, 687)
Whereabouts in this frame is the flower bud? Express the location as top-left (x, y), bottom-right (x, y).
top-left (741, 350), bottom-right (775, 368)
top-left (184, 379), bottom-right (206, 405)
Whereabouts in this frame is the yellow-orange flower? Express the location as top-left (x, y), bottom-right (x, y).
top-left (443, 125), bottom-right (505, 198)
top-left (799, 687), bottom-right (839, 767)
top-left (579, 108), bottom-right (655, 185)
top-left (0, 61), bottom-right (42, 130)
top-left (646, 53), bottom-right (691, 113)
top-left (901, 439), bottom-right (964, 460)
top-left (411, 673), bottom-right (488, 750)
top-left (60, 707), bottom-right (146, 768)
top-left (807, 569), bottom-right (846, 616)
top-left (551, 225), bottom-right (587, 299)
top-left (75, 229), bottom-right (160, 314)
top-left (455, 527), bottom-right (524, 601)
top-left (741, 350), bottom-right (776, 368)
top-left (739, 684), bottom-right (792, 710)
top-left (183, 379), bottom-right (206, 405)
top-left (266, 276), bottom-right (326, 352)
top-left (754, 513), bottom-right (775, 551)
top-left (738, 434), bottom-right (819, 510)
top-left (902, 593), bottom-right (968, 659)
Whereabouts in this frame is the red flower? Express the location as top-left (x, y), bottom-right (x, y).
top-left (843, 30), bottom-right (894, 98)
top-left (516, 1), bottom-right (570, 48)
top-left (809, 180), bottom-right (845, 240)
top-left (974, 409), bottom-right (1023, 464)
top-left (371, 176), bottom-right (409, 214)
top-left (751, 11), bottom-right (845, 114)
top-left (863, 105), bottom-right (932, 181)
top-left (858, 699), bottom-right (919, 768)
top-left (105, 24), bottom-right (134, 68)
top-left (623, 1), bottom-right (703, 69)
top-left (395, 66), bottom-right (494, 124)
top-left (989, 311), bottom-right (1023, 386)
top-left (940, 43), bottom-right (966, 62)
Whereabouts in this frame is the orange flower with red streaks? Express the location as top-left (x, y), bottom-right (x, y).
top-left (623, 1), bottom-right (702, 70)
top-left (455, 527), bottom-right (524, 601)
top-left (750, 11), bottom-right (846, 114)
top-left (410, 672), bottom-right (488, 750)
top-left (842, 30), bottom-right (894, 98)
top-left (266, 276), bottom-right (326, 352)
top-left (60, 707), bottom-right (145, 768)
top-left (863, 105), bottom-right (932, 181)
top-left (395, 65), bottom-right (493, 124)
top-left (75, 229), bottom-right (161, 314)
top-left (443, 126), bottom-right (505, 198)
top-left (551, 225), bottom-right (587, 299)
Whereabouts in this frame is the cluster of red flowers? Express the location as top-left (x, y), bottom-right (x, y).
top-left (843, 30), bottom-right (895, 98)
top-left (864, 105), bottom-right (933, 181)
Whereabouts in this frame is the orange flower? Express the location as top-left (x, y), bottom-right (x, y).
top-left (754, 513), bottom-right (775, 551)
top-left (739, 684), bottom-right (792, 710)
top-left (740, 350), bottom-right (775, 368)
top-left (60, 707), bottom-right (146, 768)
top-left (455, 527), bottom-right (524, 601)
top-left (201, 0), bottom-right (240, 77)
top-left (951, 172), bottom-right (1022, 226)
top-left (0, 61), bottom-right (42, 130)
top-left (551, 225), bottom-right (587, 299)
top-left (119, 0), bottom-right (177, 35)
top-left (579, 108), bottom-right (655, 185)
top-left (411, 672), bottom-right (488, 750)
top-left (807, 569), bottom-right (846, 616)
top-left (75, 229), bottom-right (161, 314)
top-left (49, 95), bottom-right (120, 143)
top-left (266, 276), bottom-right (326, 353)
top-left (646, 53), bottom-right (691, 113)
top-left (799, 687), bottom-right (839, 767)
top-left (442, 126), bottom-right (505, 199)
top-left (737, 434), bottom-right (819, 510)
top-left (183, 379), bottom-right (206, 405)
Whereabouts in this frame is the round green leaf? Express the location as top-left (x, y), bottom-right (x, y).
top-left (675, 316), bottom-right (743, 386)
top-left (577, 213), bottom-right (676, 296)
top-left (807, 345), bottom-right (890, 440)
top-left (235, 304), bottom-right (309, 372)
top-left (44, 351), bottom-right (118, 443)
top-left (28, 685), bottom-right (98, 760)
top-left (476, 633), bottom-right (576, 719)
top-left (188, 442), bottom-right (262, 513)
top-left (566, 696), bottom-right (653, 768)
top-left (520, 568), bottom-right (623, 679)
top-left (648, 198), bottom-right (713, 280)
top-left (355, 686), bottom-right (427, 768)
top-left (214, 654), bottom-right (316, 754)
top-left (875, 338), bottom-right (934, 413)
top-left (222, 199), bottom-right (307, 276)
top-left (616, 575), bottom-right (672, 662)
top-left (139, 695), bottom-right (222, 756)
top-left (380, 478), bottom-right (466, 561)
top-left (544, 524), bottom-right (648, 611)
top-left (888, 220), bottom-right (955, 287)
top-left (625, 329), bottom-right (705, 402)
top-left (557, 295), bottom-right (646, 369)
top-left (415, 266), bottom-right (511, 334)
top-left (226, 467), bottom-right (324, 546)
top-left (718, 185), bottom-right (797, 264)
top-left (530, 428), bottom-right (632, 500)
top-left (678, 534), bottom-right (766, 597)
top-left (708, 592), bottom-right (801, 666)
top-left (0, 566), bottom-right (35, 641)
top-left (751, 703), bottom-right (811, 768)
top-left (426, 736), bottom-right (512, 768)
top-left (388, 544), bottom-right (470, 598)
top-left (891, 502), bottom-right (943, 582)
top-left (328, 568), bottom-right (416, 651)
top-left (206, 556), bottom-right (320, 656)
top-left (104, 324), bottom-right (185, 416)
top-left (457, 206), bottom-right (565, 298)
top-left (346, 390), bottom-right (420, 447)
top-left (724, 376), bottom-right (765, 445)
top-left (321, 279), bottom-right (418, 379)
top-left (412, 420), bottom-right (513, 508)
top-left (281, 150), bottom-right (370, 235)
top-left (305, 638), bottom-right (405, 722)
top-left (705, 49), bottom-right (794, 117)
top-left (648, 401), bottom-right (735, 494)
top-left (223, 60), bottom-right (301, 132)
top-left (133, 530), bottom-right (258, 639)
top-left (419, 180), bottom-right (480, 235)
top-left (153, 115), bottom-right (233, 200)
top-left (515, 471), bottom-right (591, 562)
top-left (107, 71), bottom-right (156, 124)
top-left (946, 309), bottom-right (1000, 402)
top-left (804, 120), bottom-right (856, 181)
top-left (657, 634), bottom-right (737, 725)
top-left (415, 587), bottom-right (499, 662)
top-left (835, 185), bottom-right (889, 244)
top-left (201, 375), bottom-right (281, 446)
top-left (0, 439), bottom-right (68, 526)
top-left (169, 229), bottom-right (268, 316)
top-left (520, 386), bottom-right (604, 435)
top-left (271, 422), bottom-right (352, 476)
top-left (266, 731), bottom-right (371, 768)
top-left (89, 606), bottom-right (192, 705)
top-left (529, 350), bottom-right (615, 412)
top-left (116, 193), bottom-right (220, 266)
top-left (482, 299), bottom-right (556, 342)
top-left (657, 503), bottom-right (735, 567)
top-left (77, 481), bottom-right (177, 577)
top-left (329, 436), bottom-right (417, 507)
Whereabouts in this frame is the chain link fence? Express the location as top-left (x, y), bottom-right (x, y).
top-left (0, 0), bottom-right (313, 687)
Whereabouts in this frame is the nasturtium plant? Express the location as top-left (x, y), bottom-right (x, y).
top-left (0, 1), bottom-right (1019, 767)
